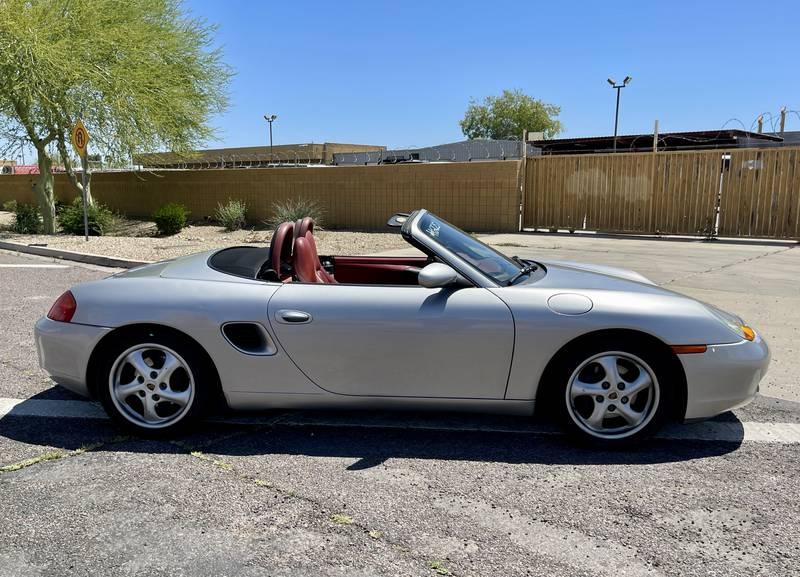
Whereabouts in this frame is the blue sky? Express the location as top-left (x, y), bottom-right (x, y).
top-left (189, 0), bottom-right (799, 150)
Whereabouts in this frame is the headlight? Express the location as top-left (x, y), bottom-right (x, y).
top-left (706, 304), bottom-right (756, 341)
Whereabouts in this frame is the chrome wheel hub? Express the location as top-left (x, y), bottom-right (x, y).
top-left (566, 352), bottom-right (659, 439)
top-left (109, 344), bottom-right (195, 429)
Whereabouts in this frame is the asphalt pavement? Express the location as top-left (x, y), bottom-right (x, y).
top-left (1, 241), bottom-right (800, 577)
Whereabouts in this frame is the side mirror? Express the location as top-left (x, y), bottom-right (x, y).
top-left (418, 263), bottom-right (470, 289)
top-left (386, 213), bottom-right (410, 228)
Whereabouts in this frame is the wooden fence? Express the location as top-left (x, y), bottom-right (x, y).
top-left (718, 148), bottom-right (800, 239)
top-left (524, 150), bottom-right (721, 236)
top-left (0, 161), bottom-right (521, 232)
top-left (524, 147), bottom-right (800, 239)
top-left (2, 147), bottom-right (799, 239)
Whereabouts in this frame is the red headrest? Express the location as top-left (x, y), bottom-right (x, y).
top-left (293, 236), bottom-right (319, 283)
top-left (295, 217), bottom-right (315, 239)
top-left (270, 221), bottom-right (295, 277)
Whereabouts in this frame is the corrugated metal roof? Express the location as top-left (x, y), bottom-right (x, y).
top-left (8, 165), bottom-right (39, 174)
top-left (529, 129), bottom-right (789, 155)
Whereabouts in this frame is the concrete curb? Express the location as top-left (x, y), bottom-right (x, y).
top-left (0, 240), bottom-right (152, 269)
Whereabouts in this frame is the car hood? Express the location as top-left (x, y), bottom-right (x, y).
top-left (542, 260), bottom-right (656, 285)
top-left (515, 259), bottom-right (671, 296)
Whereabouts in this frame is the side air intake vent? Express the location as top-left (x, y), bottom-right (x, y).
top-left (221, 322), bottom-right (276, 356)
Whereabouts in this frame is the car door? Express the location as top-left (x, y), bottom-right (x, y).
top-left (267, 283), bottom-right (514, 398)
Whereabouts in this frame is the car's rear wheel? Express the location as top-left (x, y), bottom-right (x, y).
top-left (554, 339), bottom-right (675, 446)
top-left (95, 330), bottom-right (212, 436)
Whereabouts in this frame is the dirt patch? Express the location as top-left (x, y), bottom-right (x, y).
top-left (0, 213), bottom-right (408, 261)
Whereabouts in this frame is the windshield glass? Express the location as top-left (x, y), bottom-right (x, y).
top-left (417, 212), bottom-right (522, 285)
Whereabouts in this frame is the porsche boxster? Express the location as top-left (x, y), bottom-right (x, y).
top-left (35, 209), bottom-right (770, 444)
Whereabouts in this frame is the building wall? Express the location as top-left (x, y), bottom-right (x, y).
top-left (136, 143), bottom-right (387, 168)
top-left (0, 161), bottom-right (521, 232)
top-left (334, 140), bottom-right (530, 165)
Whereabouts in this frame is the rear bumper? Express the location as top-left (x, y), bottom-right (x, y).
top-left (681, 335), bottom-right (770, 420)
top-left (34, 317), bottom-right (111, 398)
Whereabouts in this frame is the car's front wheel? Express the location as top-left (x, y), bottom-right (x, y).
top-left (554, 339), bottom-right (675, 446)
top-left (94, 330), bottom-right (213, 436)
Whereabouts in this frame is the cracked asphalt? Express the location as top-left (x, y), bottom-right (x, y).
top-left (1, 238), bottom-right (800, 577)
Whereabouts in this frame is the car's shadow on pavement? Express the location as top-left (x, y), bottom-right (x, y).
top-left (1, 390), bottom-right (745, 467)
top-left (191, 421), bottom-right (745, 468)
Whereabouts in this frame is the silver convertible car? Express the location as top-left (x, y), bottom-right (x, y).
top-left (35, 209), bottom-right (769, 445)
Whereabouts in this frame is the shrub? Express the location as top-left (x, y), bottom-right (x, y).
top-left (265, 197), bottom-right (325, 229)
top-left (153, 202), bottom-right (189, 236)
top-left (215, 199), bottom-right (247, 231)
top-left (12, 203), bottom-right (43, 234)
top-left (54, 198), bottom-right (68, 215)
top-left (2, 199), bottom-right (17, 212)
top-left (58, 197), bottom-right (115, 236)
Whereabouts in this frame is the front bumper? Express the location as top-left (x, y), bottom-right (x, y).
top-left (34, 317), bottom-right (111, 398)
top-left (681, 335), bottom-right (770, 420)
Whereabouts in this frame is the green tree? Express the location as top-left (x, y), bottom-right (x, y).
top-left (459, 89), bottom-right (562, 141)
top-left (0, 0), bottom-right (231, 233)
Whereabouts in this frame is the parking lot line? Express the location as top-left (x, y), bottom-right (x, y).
top-left (1, 396), bottom-right (799, 444)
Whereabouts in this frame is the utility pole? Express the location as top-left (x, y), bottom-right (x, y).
top-left (653, 119), bottom-right (659, 152)
top-left (264, 114), bottom-right (277, 165)
top-left (780, 107), bottom-right (787, 135)
top-left (519, 130), bottom-right (527, 232)
top-left (757, 115), bottom-right (763, 133)
top-left (607, 76), bottom-right (632, 152)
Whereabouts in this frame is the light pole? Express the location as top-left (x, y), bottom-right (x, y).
top-left (264, 114), bottom-right (277, 165)
top-left (607, 76), bottom-right (632, 152)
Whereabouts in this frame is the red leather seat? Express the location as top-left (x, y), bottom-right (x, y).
top-left (294, 232), bottom-right (337, 284)
top-left (269, 221), bottom-right (295, 281)
top-left (290, 217), bottom-right (336, 283)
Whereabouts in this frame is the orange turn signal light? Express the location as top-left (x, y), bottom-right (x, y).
top-left (741, 325), bottom-right (756, 341)
top-left (671, 344), bottom-right (708, 354)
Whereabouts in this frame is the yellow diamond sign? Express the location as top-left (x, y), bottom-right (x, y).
top-left (70, 119), bottom-right (89, 158)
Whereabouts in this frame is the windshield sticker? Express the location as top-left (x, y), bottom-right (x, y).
top-left (426, 221), bottom-right (441, 238)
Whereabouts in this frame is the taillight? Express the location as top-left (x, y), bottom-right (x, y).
top-left (47, 291), bottom-right (77, 323)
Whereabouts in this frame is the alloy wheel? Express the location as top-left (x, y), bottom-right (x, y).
top-left (566, 351), bottom-right (660, 439)
top-left (108, 344), bottom-right (195, 429)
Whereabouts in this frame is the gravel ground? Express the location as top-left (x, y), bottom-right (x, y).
top-left (2, 251), bottom-right (800, 576)
top-left (0, 252), bottom-right (110, 401)
top-left (0, 211), bottom-right (408, 261)
top-left (1, 416), bottom-right (799, 577)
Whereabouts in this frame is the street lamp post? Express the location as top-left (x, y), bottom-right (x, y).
top-left (607, 76), bottom-right (632, 152)
top-left (264, 114), bottom-right (277, 165)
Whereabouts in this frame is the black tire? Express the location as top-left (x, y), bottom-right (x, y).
top-left (93, 328), bottom-right (215, 437)
top-left (551, 337), bottom-right (677, 447)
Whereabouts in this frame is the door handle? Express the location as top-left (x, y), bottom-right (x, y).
top-left (276, 309), bottom-right (312, 324)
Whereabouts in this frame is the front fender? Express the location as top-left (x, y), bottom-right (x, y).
top-left (491, 286), bottom-right (739, 400)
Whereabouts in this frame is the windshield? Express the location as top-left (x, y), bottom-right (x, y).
top-left (417, 212), bottom-right (523, 285)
